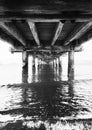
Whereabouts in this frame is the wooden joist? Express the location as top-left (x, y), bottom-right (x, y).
top-left (51, 22), bottom-right (64, 46)
top-left (64, 22), bottom-right (92, 45)
top-left (0, 22), bottom-right (26, 46)
top-left (27, 20), bottom-right (41, 46)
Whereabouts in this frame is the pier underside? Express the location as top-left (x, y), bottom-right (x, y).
top-left (1, 1), bottom-right (92, 129)
top-left (0, 0), bottom-right (92, 80)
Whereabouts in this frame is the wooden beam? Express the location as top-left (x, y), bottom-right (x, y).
top-left (64, 22), bottom-right (92, 45)
top-left (10, 45), bottom-right (82, 54)
top-left (51, 22), bottom-right (64, 46)
top-left (0, 22), bottom-right (26, 46)
top-left (27, 20), bottom-right (40, 46)
top-left (78, 28), bottom-right (92, 45)
top-left (1, 13), bottom-right (92, 22)
top-left (0, 27), bottom-right (24, 48)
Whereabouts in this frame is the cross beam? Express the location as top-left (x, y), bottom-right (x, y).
top-left (0, 22), bottom-right (26, 46)
top-left (10, 45), bottom-right (82, 53)
top-left (27, 20), bottom-right (40, 46)
top-left (51, 22), bottom-right (64, 46)
top-left (1, 13), bottom-right (92, 22)
top-left (64, 22), bottom-right (92, 45)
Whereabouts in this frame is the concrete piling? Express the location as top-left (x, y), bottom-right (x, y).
top-left (22, 51), bottom-right (28, 83)
top-left (68, 49), bottom-right (74, 81)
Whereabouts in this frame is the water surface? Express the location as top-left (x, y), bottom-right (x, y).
top-left (0, 63), bottom-right (92, 129)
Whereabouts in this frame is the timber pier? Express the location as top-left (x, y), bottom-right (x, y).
top-left (0, 0), bottom-right (92, 82)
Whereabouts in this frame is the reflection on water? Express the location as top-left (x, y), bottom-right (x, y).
top-left (1, 79), bottom-right (92, 129)
top-left (0, 59), bottom-right (92, 129)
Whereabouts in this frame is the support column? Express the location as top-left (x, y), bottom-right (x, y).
top-left (52, 60), bottom-right (54, 69)
top-left (59, 56), bottom-right (62, 80)
top-left (56, 58), bottom-right (59, 76)
top-left (59, 56), bottom-right (62, 69)
top-left (68, 49), bottom-right (74, 81)
top-left (22, 51), bottom-right (28, 83)
top-left (33, 56), bottom-right (35, 69)
top-left (32, 56), bottom-right (36, 82)
top-left (55, 59), bottom-right (57, 68)
top-left (38, 58), bottom-right (40, 69)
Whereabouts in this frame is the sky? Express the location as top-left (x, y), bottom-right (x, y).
top-left (0, 39), bottom-right (92, 64)
top-left (0, 40), bottom-right (22, 64)
top-left (75, 39), bottom-right (92, 61)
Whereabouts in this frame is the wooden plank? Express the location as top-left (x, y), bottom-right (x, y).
top-left (64, 22), bottom-right (92, 45)
top-left (27, 20), bottom-right (40, 46)
top-left (51, 22), bottom-right (64, 46)
top-left (0, 22), bottom-right (26, 46)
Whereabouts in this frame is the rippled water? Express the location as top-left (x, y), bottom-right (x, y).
top-left (0, 62), bottom-right (92, 129)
